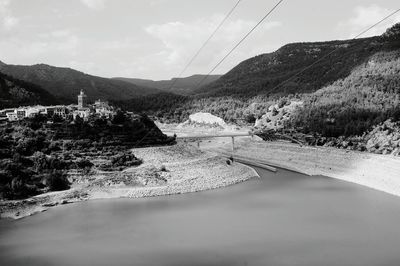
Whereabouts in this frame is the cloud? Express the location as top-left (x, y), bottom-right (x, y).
top-left (144, 15), bottom-right (282, 76)
top-left (339, 5), bottom-right (400, 38)
top-left (0, 0), bottom-right (19, 30)
top-left (0, 29), bottom-right (80, 60)
top-left (80, 0), bottom-right (106, 10)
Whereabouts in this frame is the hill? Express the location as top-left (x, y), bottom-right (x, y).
top-left (114, 74), bottom-right (221, 95)
top-left (196, 32), bottom-right (397, 97)
top-left (288, 49), bottom-right (400, 137)
top-left (0, 72), bottom-right (58, 109)
top-left (118, 24), bottom-right (400, 132)
top-left (0, 63), bottom-right (161, 103)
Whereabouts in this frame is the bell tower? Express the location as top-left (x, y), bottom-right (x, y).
top-left (78, 89), bottom-right (87, 109)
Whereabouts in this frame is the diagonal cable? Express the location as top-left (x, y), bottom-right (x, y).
top-left (169, 0), bottom-right (242, 90)
top-left (267, 8), bottom-right (400, 94)
top-left (194, 0), bottom-right (285, 89)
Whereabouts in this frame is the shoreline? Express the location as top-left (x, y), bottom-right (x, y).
top-left (205, 137), bottom-right (400, 197)
top-left (0, 144), bottom-right (257, 220)
top-left (2, 136), bottom-right (399, 220)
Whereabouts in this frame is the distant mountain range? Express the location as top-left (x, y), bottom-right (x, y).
top-left (0, 63), bottom-right (161, 104)
top-left (113, 74), bottom-right (221, 95)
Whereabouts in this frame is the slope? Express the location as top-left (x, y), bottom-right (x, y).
top-left (196, 31), bottom-right (398, 97)
top-left (0, 63), bottom-right (161, 103)
top-left (114, 74), bottom-right (221, 95)
top-left (0, 72), bottom-right (58, 109)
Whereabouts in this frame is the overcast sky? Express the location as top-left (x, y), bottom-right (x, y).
top-left (0, 0), bottom-right (399, 80)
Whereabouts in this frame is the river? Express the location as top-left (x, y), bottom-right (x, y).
top-left (1, 167), bottom-right (400, 266)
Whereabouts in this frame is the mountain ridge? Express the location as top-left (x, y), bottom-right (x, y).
top-left (0, 62), bottom-right (162, 103)
top-left (113, 74), bottom-right (221, 95)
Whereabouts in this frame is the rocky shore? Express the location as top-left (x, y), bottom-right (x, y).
top-left (0, 144), bottom-right (257, 219)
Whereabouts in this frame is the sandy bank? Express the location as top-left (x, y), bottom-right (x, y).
top-left (206, 137), bottom-right (400, 197)
top-left (0, 144), bottom-right (257, 219)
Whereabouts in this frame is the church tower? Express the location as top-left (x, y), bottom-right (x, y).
top-left (78, 89), bottom-right (87, 109)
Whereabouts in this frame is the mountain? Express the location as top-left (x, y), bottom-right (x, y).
top-left (0, 71), bottom-right (58, 109)
top-left (0, 63), bottom-right (161, 103)
top-left (117, 24), bottom-right (400, 129)
top-left (113, 74), bottom-right (221, 95)
top-left (196, 27), bottom-right (399, 97)
top-left (288, 49), bottom-right (400, 137)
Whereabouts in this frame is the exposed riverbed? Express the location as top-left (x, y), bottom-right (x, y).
top-left (1, 167), bottom-right (400, 266)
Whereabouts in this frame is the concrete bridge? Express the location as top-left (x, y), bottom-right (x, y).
top-left (176, 133), bottom-right (254, 151)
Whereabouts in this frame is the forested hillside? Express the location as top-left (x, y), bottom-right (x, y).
top-left (0, 63), bottom-right (161, 103)
top-left (0, 72), bottom-right (58, 109)
top-left (288, 50), bottom-right (400, 137)
top-left (197, 37), bottom-right (392, 97)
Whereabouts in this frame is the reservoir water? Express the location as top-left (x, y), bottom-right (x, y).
top-left (1, 167), bottom-right (400, 266)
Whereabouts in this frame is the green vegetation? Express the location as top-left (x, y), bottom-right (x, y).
top-left (0, 72), bottom-right (58, 109)
top-left (115, 94), bottom-right (275, 124)
top-left (0, 112), bottom-right (174, 200)
top-left (288, 51), bottom-right (400, 137)
top-left (114, 74), bottom-right (222, 95)
top-left (0, 63), bottom-right (161, 103)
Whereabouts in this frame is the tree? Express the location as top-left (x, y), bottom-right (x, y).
top-left (46, 170), bottom-right (70, 191)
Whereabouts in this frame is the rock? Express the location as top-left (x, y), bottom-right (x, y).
top-left (42, 202), bottom-right (58, 207)
top-left (341, 141), bottom-right (349, 149)
top-left (391, 148), bottom-right (400, 156)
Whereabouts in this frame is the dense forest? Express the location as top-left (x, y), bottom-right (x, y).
top-left (0, 72), bottom-right (58, 109)
top-left (0, 63), bottom-right (161, 103)
top-left (288, 50), bottom-right (400, 137)
top-left (115, 94), bottom-right (280, 124)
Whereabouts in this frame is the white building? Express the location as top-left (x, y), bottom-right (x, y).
top-left (72, 108), bottom-right (90, 120)
top-left (94, 99), bottom-right (114, 118)
top-left (1, 89), bottom-right (116, 122)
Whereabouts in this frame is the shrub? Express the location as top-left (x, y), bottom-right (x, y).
top-left (46, 170), bottom-right (70, 191)
top-left (75, 158), bottom-right (94, 169)
top-left (111, 152), bottom-right (142, 167)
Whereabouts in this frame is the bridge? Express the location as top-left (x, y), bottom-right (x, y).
top-left (174, 131), bottom-right (305, 174)
top-left (176, 133), bottom-right (254, 151)
top-left (175, 131), bottom-right (303, 151)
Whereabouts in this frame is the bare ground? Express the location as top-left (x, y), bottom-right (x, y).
top-left (0, 143), bottom-right (257, 219)
top-left (203, 136), bottom-right (400, 197)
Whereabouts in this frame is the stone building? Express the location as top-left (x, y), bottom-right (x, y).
top-left (77, 89), bottom-right (87, 109)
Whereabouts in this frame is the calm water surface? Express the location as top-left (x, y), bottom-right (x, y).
top-left (1, 167), bottom-right (400, 266)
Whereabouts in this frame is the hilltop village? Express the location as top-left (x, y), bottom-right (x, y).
top-left (0, 90), bottom-right (115, 122)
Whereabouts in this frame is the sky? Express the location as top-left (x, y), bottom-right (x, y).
top-left (0, 0), bottom-right (399, 80)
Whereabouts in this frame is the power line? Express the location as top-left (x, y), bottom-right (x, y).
top-left (267, 7), bottom-right (400, 94)
top-left (168, 0), bottom-right (242, 90)
top-left (194, 0), bottom-right (285, 89)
